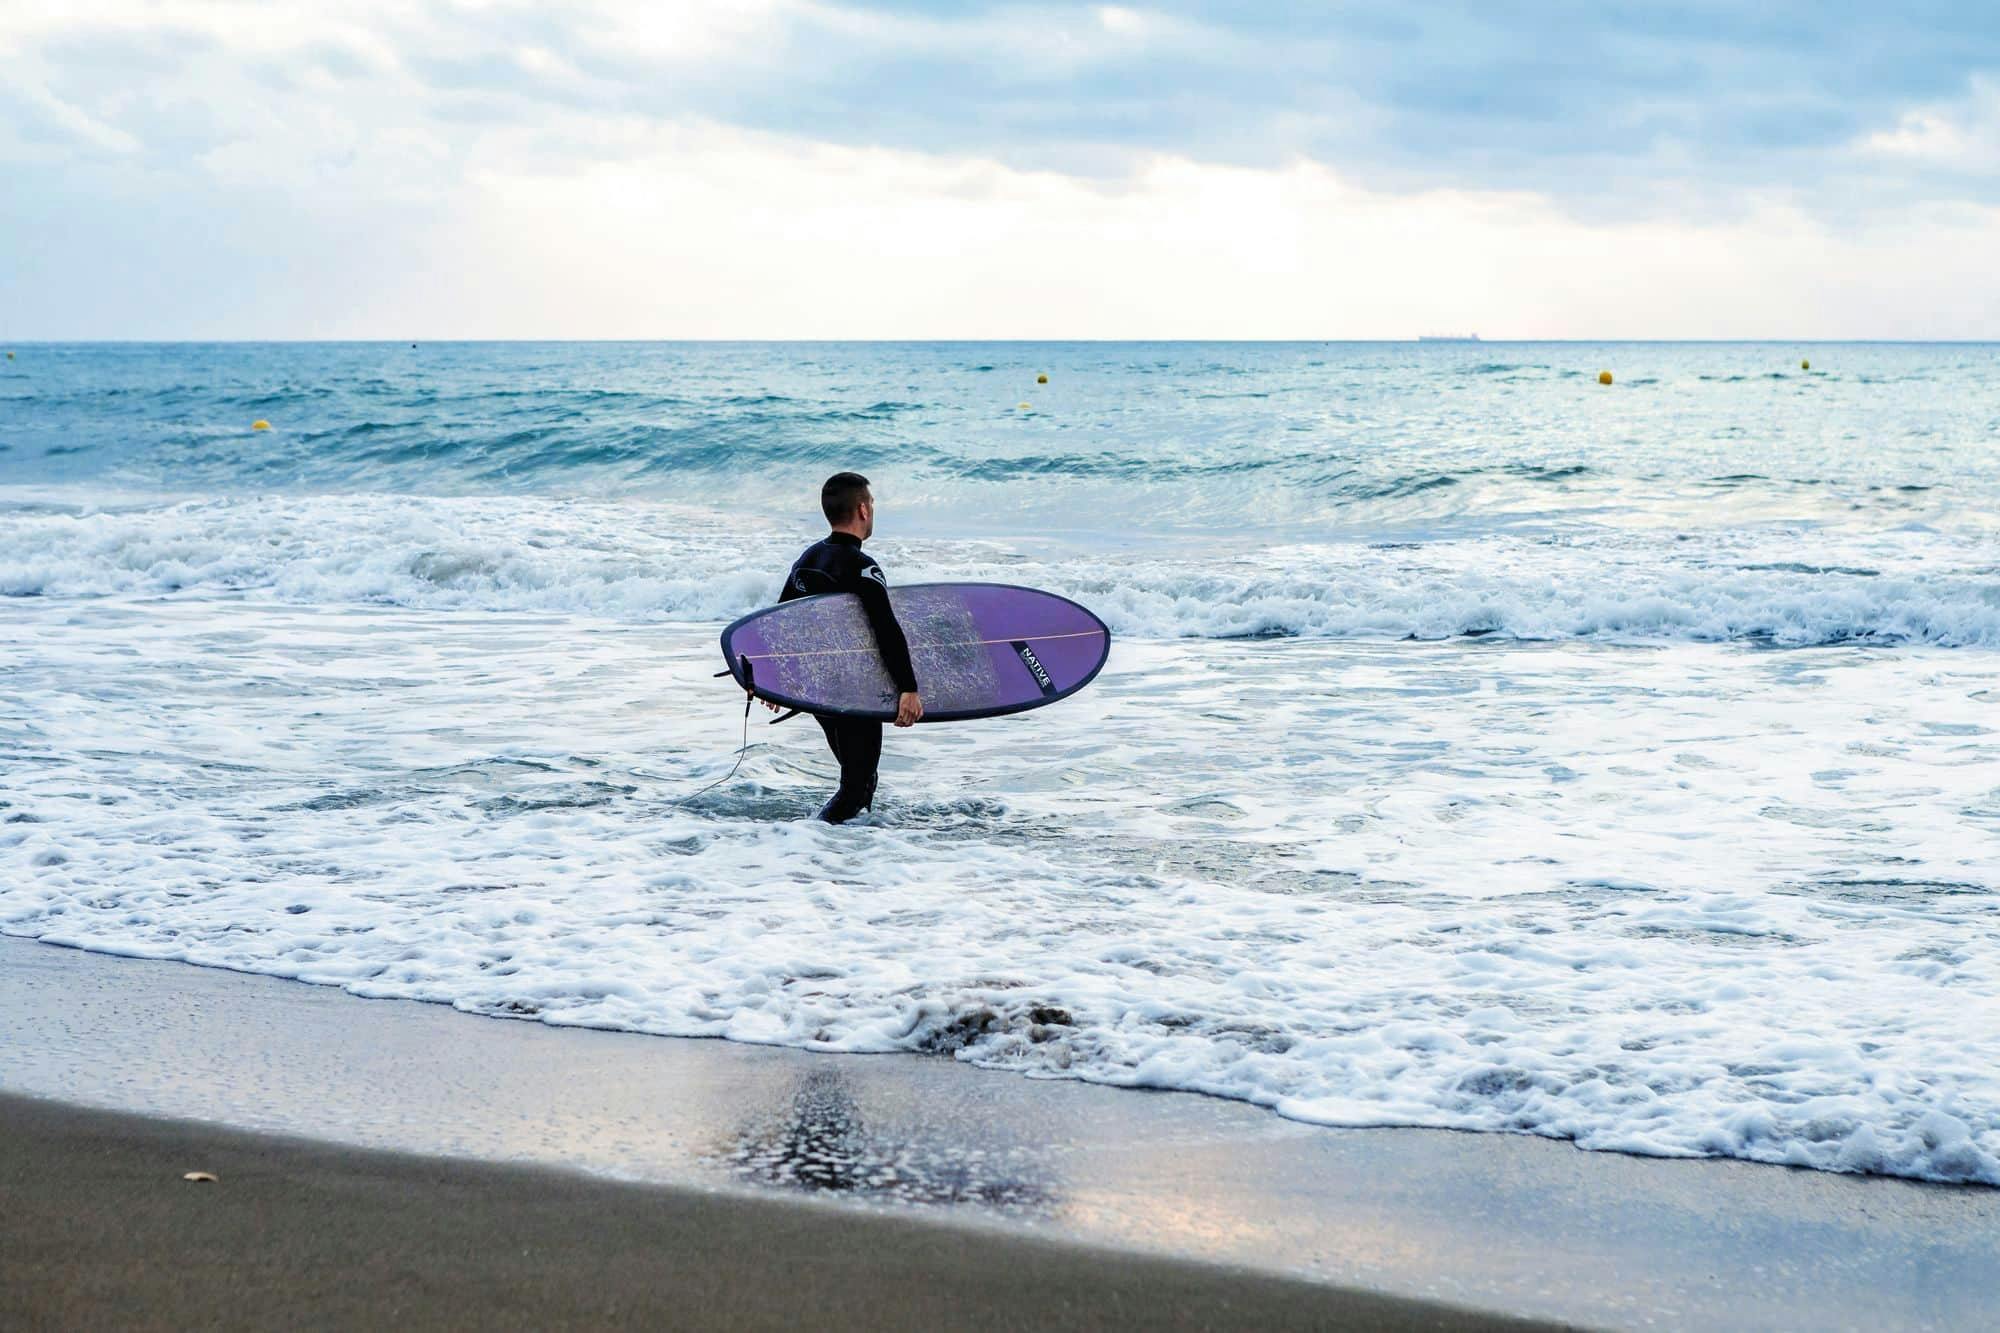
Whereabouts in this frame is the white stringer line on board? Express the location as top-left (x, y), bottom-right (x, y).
top-left (740, 629), bottom-right (1105, 662)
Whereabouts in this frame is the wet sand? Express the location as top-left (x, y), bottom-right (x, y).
top-left (2, 1091), bottom-right (1538, 1332)
top-left (3, 936), bottom-right (1997, 1330)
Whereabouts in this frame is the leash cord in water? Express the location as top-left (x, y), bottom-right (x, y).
top-left (670, 694), bottom-right (755, 807)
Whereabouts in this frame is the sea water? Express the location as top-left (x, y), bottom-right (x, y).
top-left (3, 341), bottom-right (1997, 1184)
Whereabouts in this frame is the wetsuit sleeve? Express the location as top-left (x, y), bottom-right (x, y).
top-left (854, 564), bottom-right (919, 694)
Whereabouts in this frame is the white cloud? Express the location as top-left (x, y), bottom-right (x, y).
top-left (1858, 76), bottom-right (2000, 173)
top-left (576, 1), bottom-right (795, 67)
top-left (3, 3), bottom-right (1998, 338)
top-left (412, 121), bottom-right (2000, 340)
top-left (8, 77), bottom-right (144, 155)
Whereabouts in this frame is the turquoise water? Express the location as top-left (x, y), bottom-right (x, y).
top-left (10, 340), bottom-right (1998, 539)
top-left (4, 342), bottom-right (1999, 1185)
top-left (7, 340), bottom-right (1999, 641)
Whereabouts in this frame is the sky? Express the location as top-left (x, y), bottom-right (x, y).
top-left (3, 1), bottom-right (1997, 339)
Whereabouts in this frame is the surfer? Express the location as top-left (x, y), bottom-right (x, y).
top-left (777, 472), bottom-right (923, 823)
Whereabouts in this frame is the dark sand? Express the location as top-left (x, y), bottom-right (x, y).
top-left (0, 1092), bottom-right (1545, 1332)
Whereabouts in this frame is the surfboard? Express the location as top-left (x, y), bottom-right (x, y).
top-left (720, 582), bottom-right (1110, 722)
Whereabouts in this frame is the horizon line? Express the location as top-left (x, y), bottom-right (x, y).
top-left (5, 337), bottom-right (1998, 347)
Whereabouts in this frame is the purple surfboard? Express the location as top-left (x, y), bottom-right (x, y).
top-left (721, 583), bottom-right (1110, 722)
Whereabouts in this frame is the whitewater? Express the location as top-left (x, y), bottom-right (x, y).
top-left (3, 341), bottom-right (1997, 1186)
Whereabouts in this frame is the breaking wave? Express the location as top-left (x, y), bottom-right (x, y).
top-left (4, 494), bottom-right (1997, 647)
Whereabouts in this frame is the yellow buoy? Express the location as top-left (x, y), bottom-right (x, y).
top-left (1801, 359), bottom-right (1810, 371)
top-left (1597, 370), bottom-right (1613, 385)
top-left (1017, 401), bottom-right (1031, 410)
top-left (251, 419), bottom-right (271, 431)
top-left (1036, 373), bottom-right (1048, 384)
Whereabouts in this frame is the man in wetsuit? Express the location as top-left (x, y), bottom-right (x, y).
top-left (778, 472), bottom-right (923, 823)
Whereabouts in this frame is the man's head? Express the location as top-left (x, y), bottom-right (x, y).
top-left (821, 471), bottom-right (874, 539)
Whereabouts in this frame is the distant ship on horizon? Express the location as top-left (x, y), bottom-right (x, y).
top-left (1417, 333), bottom-right (1481, 342)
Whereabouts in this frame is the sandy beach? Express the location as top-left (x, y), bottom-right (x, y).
top-left (4, 936), bottom-right (1996, 1330)
top-left (3, 1090), bottom-right (1538, 1331)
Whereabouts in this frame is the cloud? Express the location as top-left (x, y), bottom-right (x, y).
top-left (518, 3), bottom-right (2000, 206)
top-left (419, 124), bottom-right (2000, 340)
top-left (13, 108), bottom-right (1999, 339)
top-left (13, 3), bottom-right (1997, 199)
top-left (1, 2), bottom-right (1996, 337)
top-left (1858, 75), bottom-right (2000, 175)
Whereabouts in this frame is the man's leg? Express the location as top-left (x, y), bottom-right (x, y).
top-left (842, 720), bottom-right (882, 811)
top-left (813, 716), bottom-right (881, 824)
top-left (814, 714), bottom-right (845, 766)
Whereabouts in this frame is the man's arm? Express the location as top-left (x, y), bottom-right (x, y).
top-left (854, 564), bottom-right (919, 697)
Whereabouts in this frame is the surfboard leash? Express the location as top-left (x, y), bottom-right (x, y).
top-left (669, 681), bottom-right (758, 807)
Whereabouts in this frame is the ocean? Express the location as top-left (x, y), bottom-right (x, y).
top-left (3, 340), bottom-right (1997, 1185)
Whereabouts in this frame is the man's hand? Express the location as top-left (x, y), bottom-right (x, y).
top-left (894, 692), bottom-right (924, 727)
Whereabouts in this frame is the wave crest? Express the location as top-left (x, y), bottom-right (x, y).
top-left (3, 495), bottom-right (1996, 647)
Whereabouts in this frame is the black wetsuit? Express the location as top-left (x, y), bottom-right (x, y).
top-left (780, 532), bottom-right (918, 823)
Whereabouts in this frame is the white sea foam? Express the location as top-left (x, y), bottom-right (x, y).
top-left (4, 492), bottom-right (1998, 647)
top-left (3, 596), bottom-right (1997, 1185)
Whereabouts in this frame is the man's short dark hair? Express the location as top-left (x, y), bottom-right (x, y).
top-left (821, 472), bottom-right (871, 526)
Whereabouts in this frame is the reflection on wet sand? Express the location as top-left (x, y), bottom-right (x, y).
top-left (718, 1066), bottom-right (1056, 1213)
